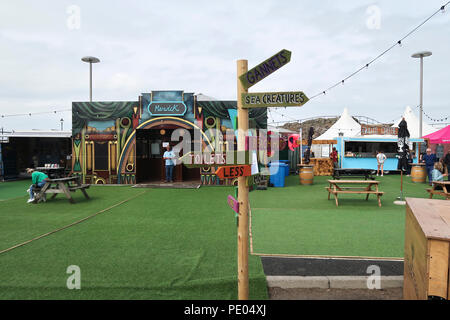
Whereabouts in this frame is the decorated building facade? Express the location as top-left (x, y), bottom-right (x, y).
top-left (71, 90), bottom-right (267, 185)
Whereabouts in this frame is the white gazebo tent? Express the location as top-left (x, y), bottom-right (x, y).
top-left (312, 108), bottom-right (360, 158)
top-left (391, 105), bottom-right (437, 138)
top-left (315, 108), bottom-right (361, 140)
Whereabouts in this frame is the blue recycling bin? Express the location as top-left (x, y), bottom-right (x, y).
top-left (268, 162), bottom-right (288, 187)
top-left (279, 160), bottom-right (290, 176)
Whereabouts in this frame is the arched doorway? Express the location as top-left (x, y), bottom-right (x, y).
top-left (117, 117), bottom-right (212, 184)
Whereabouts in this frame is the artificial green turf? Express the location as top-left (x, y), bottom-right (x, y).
top-left (0, 185), bottom-right (145, 251)
top-left (249, 174), bottom-right (433, 258)
top-left (0, 186), bottom-right (268, 300)
top-left (0, 179), bottom-right (32, 201)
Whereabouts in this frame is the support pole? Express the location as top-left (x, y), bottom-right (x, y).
top-left (89, 62), bottom-right (93, 102)
top-left (419, 57), bottom-right (423, 138)
top-left (237, 59), bottom-right (249, 300)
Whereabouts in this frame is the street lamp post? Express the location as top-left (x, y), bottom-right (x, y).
top-left (411, 51), bottom-right (432, 138)
top-left (81, 56), bottom-right (100, 102)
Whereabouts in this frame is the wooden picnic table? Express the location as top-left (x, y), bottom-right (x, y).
top-left (427, 181), bottom-right (450, 200)
top-left (327, 179), bottom-right (384, 207)
top-left (34, 176), bottom-right (90, 204)
top-left (332, 168), bottom-right (375, 180)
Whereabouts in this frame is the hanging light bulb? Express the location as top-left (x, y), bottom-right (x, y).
top-left (397, 40), bottom-right (402, 47)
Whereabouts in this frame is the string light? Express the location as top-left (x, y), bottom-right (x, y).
top-left (309, 1), bottom-right (450, 100)
top-left (0, 108), bottom-right (71, 118)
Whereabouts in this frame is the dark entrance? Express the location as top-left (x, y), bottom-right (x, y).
top-left (135, 126), bottom-right (200, 183)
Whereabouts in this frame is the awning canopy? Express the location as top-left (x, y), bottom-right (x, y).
top-left (423, 125), bottom-right (450, 144)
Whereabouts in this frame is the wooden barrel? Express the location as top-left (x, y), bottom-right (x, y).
top-left (299, 165), bottom-right (314, 185)
top-left (411, 165), bottom-right (426, 183)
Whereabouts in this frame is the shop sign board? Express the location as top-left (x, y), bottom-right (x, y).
top-left (361, 124), bottom-right (398, 136)
top-left (147, 101), bottom-right (187, 116)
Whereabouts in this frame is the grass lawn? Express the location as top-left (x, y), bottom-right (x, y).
top-left (249, 174), bottom-right (431, 258)
top-left (0, 183), bottom-right (268, 300)
top-left (0, 179), bottom-right (32, 201)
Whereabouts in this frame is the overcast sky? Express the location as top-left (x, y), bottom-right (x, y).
top-left (0, 0), bottom-right (449, 131)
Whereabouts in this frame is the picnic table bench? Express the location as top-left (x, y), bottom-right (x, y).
top-left (33, 176), bottom-right (90, 204)
top-left (332, 168), bottom-right (376, 180)
top-left (327, 179), bottom-right (384, 207)
top-left (426, 181), bottom-right (450, 200)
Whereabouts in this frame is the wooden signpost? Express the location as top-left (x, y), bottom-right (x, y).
top-left (235, 49), bottom-right (309, 300)
top-left (215, 165), bottom-right (251, 179)
top-left (242, 91), bottom-right (309, 108)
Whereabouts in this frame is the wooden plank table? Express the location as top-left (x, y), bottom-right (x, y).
top-left (332, 168), bottom-right (375, 180)
top-left (327, 179), bottom-right (384, 207)
top-left (427, 181), bottom-right (450, 200)
top-left (404, 198), bottom-right (450, 300)
top-left (33, 176), bottom-right (90, 204)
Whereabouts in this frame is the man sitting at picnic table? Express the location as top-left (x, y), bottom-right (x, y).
top-left (26, 168), bottom-right (49, 203)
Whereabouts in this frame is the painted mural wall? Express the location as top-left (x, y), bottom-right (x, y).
top-left (71, 90), bottom-right (267, 185)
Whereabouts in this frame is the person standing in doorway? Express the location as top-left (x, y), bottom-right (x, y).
top-left (421, 148), bottom-right (437, 185)
top-left (163, 145), bottom-right (175, 183)
top-left (376, 150), bottom-right (387, 176)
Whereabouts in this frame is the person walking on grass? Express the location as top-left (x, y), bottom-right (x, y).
top-left (163, 145), bottom-right (175, 183)
top-left (421, 148), bottom-right (437, 186)
top-left (376, 150), bottom-right (386, 176)
top-left (26, 168), bottom-right (49, 203)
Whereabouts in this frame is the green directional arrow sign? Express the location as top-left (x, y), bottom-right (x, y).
top-left (239, 49), bottom-right (292, 90)
top-left (242, 91), bottom-right (309, 108)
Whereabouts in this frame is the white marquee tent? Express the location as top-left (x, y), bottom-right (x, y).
top-left (391, 106), bottom-right (437, 138)
top-left (315, 108), bottom-right (361, 140)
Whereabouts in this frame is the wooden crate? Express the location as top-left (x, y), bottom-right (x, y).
top-left (404, 198), bottom-right (450, 300)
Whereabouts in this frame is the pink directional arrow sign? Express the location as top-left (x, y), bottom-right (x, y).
top-left (227, 195), bottom-right (239, 214)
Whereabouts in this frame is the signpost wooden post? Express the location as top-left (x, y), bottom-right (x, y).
top-left (237, 59), bottom-right (249, 300)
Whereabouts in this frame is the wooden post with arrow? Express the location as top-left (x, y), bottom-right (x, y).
top-left (237, 59), bottom-right (249, 300)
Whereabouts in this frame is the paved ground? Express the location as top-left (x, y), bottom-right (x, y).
top-left (269, 287), bottom-right (403, 300)
top-left (261, 256), bottom-right (404, 300)
top-left (261, 256), bottom-right (403, 276)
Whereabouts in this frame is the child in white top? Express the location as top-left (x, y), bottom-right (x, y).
top-left (376, 151), bottom-right (387, 176)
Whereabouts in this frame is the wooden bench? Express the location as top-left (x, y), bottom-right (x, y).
top-left (327, 180), bottom-right (384, 207)
top-left (427, 181), bottom-right (450, 200)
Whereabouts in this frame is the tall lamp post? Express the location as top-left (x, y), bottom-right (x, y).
top-left (411, 51), bottom-right (432, 138)
top-left (81, 56), bottom-right (100, 102)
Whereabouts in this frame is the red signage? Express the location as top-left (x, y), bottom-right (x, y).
top-left (361, 124), bottom-right (398, 136)
top-left (215, 165), bottom-right (251, 179)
